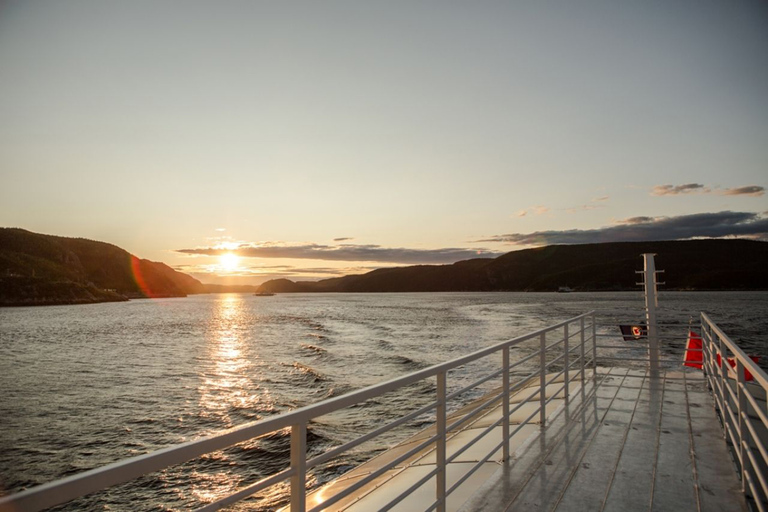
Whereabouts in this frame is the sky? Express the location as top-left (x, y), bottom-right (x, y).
top-left (1, 1), bottom-right (766, 285)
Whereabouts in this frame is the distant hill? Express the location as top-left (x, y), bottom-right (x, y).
top-left (258, 239), bottom-right (768, 293)
top-left (3, 230), bottom-right (765, 306)
top-left (202, 283), bottom-right (260, 294)
top-left (0, 228), bottom-right (205, 306)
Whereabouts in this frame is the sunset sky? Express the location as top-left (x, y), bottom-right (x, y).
top-left (1, 1), bottom-right (767, 285)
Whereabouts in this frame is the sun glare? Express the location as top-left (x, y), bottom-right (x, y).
top-left (219, 252), bottom-right (239, 271)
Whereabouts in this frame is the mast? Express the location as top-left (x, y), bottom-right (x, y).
top-left (640, 253), bottom-right (663, 372)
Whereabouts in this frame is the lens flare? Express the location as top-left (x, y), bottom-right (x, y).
top-left (130, 255), bottom-right (156, 297)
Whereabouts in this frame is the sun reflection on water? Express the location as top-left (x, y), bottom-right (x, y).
top-left (194, 293), bottom-right (275, 505)
top-left (198, 294), bottom-right (262, 425)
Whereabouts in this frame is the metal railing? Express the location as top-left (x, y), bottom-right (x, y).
top-left (0, 312), bottom-right (597, 512)
top-left (701, 311), bottom-right (768, 510)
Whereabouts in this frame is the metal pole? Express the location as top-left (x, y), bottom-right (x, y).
top-left (736, 359), bottom-right (748, 493)
top-left (719, 334), bottom-right (727, 441)
top-left (290, 423), bottom-right (307, 512)
top-left (703, 319), bottom-right (720, 411)
top-left (592, 312), bottom-right (597, 380)
top-left (563, 323), bottom-right (569, 403)
top-left (700, 314), bottom-right (708, 382)
top-left (642, 253), bottom-right (660, 374)
top-left (436, 371), bottom-right (447, 512)
top-left (502, 347), bottom-right (510, 462)
top-left (540, 332), bottom-right (547, 428)
top-left (580, 316), bottom-right (585, 385)
top-left (701, 319), bottom-right (712, 393)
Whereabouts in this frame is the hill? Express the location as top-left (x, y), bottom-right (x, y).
top-left (3, 230), bottom-right (765, 305)
top-left (0, 228), bottom-right (205, 306)
top-left (202, 283), bottom-right (260, 294)
top-left (258, 239), bottom-right (768, 293)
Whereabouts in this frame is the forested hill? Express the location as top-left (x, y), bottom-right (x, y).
top-left (0, 228), bottom-right (204, 306)
top-left (3, 230), bottom-right (765, 306)
top-left (258, 239), bottom-right (768, 293)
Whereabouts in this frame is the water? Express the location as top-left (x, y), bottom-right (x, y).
top-left (1, 291), bottom-right (767, 510)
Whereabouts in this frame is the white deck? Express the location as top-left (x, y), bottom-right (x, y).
top-left (301, 367), bottom-right (747, 512)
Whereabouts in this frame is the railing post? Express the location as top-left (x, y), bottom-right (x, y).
top-left (563, 323), bottom-right (569, 403)
top-left (703, 319), bottom-right (720, 410)
top-left (700, 316), bottom-right (707, 379)
top-left (436, 371), bottom-right (447, 512)
top-left (502, 346), bottom-right (510, 462)
top-left (290, 423), bottom-right (307, 512)
top-left (719, 334), bottom-right (728, 442)
top-left (591, 312), bottom-right (597, 380)
top-left (580, 316), bottom-right (586, 385)
top-left (708, 324), bottom-right (725, 430)
top-left (540, 332), bottom-right (547, 428)
top-left (701, 318), bottom-right (713, 393)
top-left (736, 359), bottom-right (748, 493)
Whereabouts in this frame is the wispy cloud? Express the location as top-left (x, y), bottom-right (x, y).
top-left (516, 205), bottom-right (550, 217)
top-left (651, 184), bottom-right (764, 197)
top-left (565, 204), bottom-right (606, 214)
top-left (722, 186), bottom-right (765, 196)
top-left (175, 262), bottom-right (382, 280)
top-left (563, 196), bottom-right (609, 214)
top-left (479, 211), bottom-right (768, 245)
top-left (333, 237), bottom-right (354, 242)
top-left (618, 216), bottom-right (655, 225)
top-left (651, 183), bottom-right (709, 196)
top-left (176, 243), bottom-right (504, 264)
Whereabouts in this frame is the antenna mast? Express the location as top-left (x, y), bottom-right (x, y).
top-left (640, 253), bottom-right (663, 372)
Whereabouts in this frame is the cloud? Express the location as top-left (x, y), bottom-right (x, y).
top-left (333, 237), bottom-right (354, 242)
top-left (479, 211), bottom-right (768, 245)
top-left (563, 196), bottom-right (610, 214)
top-left (565, 204), bottom-right (606, 214)
top-left (176, 243), bottom-right (504, 264)
top-left (651, 184), bottom-right (709, 196)
top-left (618, 216), bottom-right (655, 225)
top-left (516, 205), bottom-right (550, 217)
top-left (722, 186), bottom-right (765, 196)
top-left (651, 184), bottom-right (764, 197)
top-left (176, 261), bottom-right (383, 280)
top-left (281, 265), bottom-right (380, 275)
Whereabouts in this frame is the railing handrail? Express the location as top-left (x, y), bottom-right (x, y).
top-left (701, 312), bottom-right (768, 507)
top-left (0, 311), bottom-right (596, 512)
top-left (701, 311), bottom-right (768, 389)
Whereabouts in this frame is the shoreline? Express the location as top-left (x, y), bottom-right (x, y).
top-left (3, 288), bottom-right (768, 308)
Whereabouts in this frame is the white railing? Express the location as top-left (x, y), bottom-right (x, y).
top-left (0, 312), bottom-right (597, 512)
top-left (701, 312), bottom-right (768, 510)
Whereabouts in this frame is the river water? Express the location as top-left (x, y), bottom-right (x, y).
top-left (1, 291), bottom-right (767, 510)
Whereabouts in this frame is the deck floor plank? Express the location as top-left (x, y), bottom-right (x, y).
top-left (602, 372), bottom-right (661, 512)
top-left (550, 374), bottom-right (645, 512)
top-left (650, 376), bottom-right (700, 512)
top-left (685, 376), bottom-right (749, 512)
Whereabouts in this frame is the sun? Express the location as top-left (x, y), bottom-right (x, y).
top-left (219, 252), bottom-right (239, 271)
